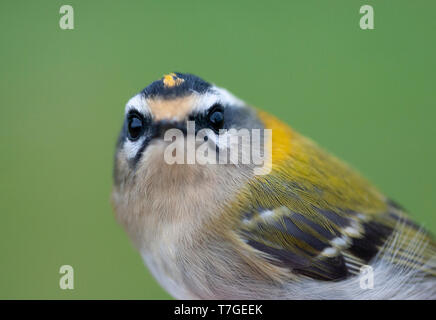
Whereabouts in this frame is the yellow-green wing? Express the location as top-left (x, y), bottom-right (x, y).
top-left (228, 131), bottom-right (436, 281)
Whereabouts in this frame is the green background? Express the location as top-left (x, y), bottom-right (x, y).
top-left (1, 1), bottom-right (435, 299)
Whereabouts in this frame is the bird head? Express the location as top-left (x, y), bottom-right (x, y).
top-left (113, 73), bottom-right (270, 190)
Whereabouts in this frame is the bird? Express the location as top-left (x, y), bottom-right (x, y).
top-left (111, 72), bottom-right (436, 299)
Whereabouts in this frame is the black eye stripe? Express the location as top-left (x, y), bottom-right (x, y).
top-left (208, 103), bottom-right (224, 114)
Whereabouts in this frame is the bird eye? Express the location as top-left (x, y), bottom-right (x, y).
top-left (127, 113), bottom-right (144, 141)
top-left (207, 104), bottom-right (224, 131)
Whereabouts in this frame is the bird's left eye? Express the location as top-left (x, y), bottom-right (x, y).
top-left (127, 113), bottom-right (144, 141)
top-left (207, 104), bottom-right (224, 132)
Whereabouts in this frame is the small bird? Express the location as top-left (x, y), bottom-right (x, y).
top-left (112, 72), bottom-right (436, 299)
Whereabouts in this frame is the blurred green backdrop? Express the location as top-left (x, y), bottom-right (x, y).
top-left (1, 1), bottom-right (435, 299)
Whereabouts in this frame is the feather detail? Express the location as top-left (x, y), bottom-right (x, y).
top-left (223, 113), bottom-right (436, 284)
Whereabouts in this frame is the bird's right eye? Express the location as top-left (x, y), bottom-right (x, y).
top-left (127, 113), bottom-right (144, 141)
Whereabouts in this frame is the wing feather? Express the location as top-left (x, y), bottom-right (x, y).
top-left (228, 127), bottom-right (436, 281)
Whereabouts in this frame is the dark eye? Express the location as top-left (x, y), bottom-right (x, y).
top-left (207, 104), bottom-right (224, 131)
top-left (127, 113), bottom-right (144, 141)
